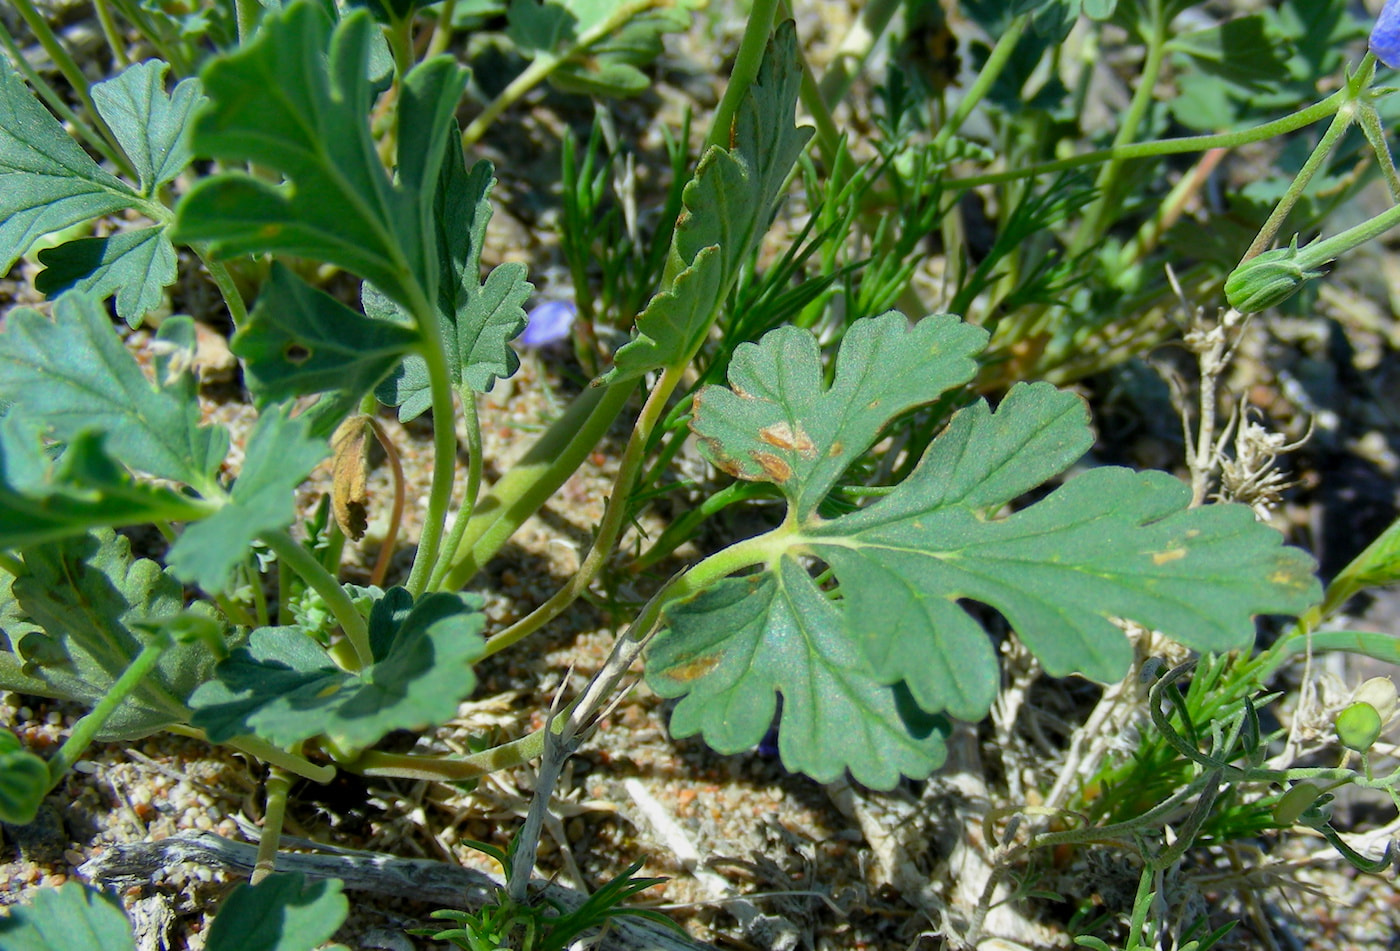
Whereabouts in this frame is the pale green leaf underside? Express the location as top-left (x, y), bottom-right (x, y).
top-left (0, 425), bottom-right (213, 550)
top-left (0, 882), bottom-right (136, 951)
top-left (651, 314), bottom-right (1322, 786)
top-left (651, 561), bottom-right (951, 789)
top-left (692, 312), bottom-right (987, 518)
top-left (4, 530), bottom-right (217, 740)
top-left (190, 588), bottom-right (485, 749)
top-left (0, 293), bottom-right (227, 491)
top-left (0, 52), bottom-right (133, 275)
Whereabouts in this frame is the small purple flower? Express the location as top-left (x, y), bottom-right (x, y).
top-left (1372, 0), bottom-right (1400, 68)
top-left (520, 299), bottom-right (577, 347)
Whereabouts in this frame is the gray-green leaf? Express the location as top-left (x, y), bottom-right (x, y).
top-left (0, 294), bottom-right (227, 492)
top-left (190, 587), bottom-right (485, 750)
top-left (167, 408), bottom-right (328, 593)
top-left (0, 53), bottom-right (134, 276)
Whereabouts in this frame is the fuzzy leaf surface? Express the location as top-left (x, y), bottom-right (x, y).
top-left (91, 59), bottom-right (205, 196)
top-left (167, 409), bottom-right (328, 593)
top-left (0, 423), bottom-right (213, 549)
top-left (204, 874), bottom-right (348, 951)
top-left (0, 54), bottom-right (134, 276)
top-left (691, 312), bottom-right (986, 519)
top-left (25, 60), bottom-right (200, 325)
top-left (652, 562), bottom-right (950, 787)
top-left (1, 530), bottom-right (220, 739)
top-left (605, 19), bottom-right (812, 382)
top-left (0, 883), bottom-right (136, 951)
top-left (35, 228), bottom-right (177, 326)
top-left (233, 263), bottom-right (418, 433)
top-left (0, 295), bottom-right (227, 491)
top-left (174, 4), bottom-right (467, 310)
top-left (649, 315), bottom-right (1322, 787)
top-left (190, 588), bottom-right (485, 749)
top-left (370, 153), bottom-right (528, 420)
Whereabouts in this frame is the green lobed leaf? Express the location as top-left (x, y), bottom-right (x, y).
top-left (691, 312), bottom-right (986, 519)
top-left (2, 530), bottom-right (221, 740)
top-left (232, 262), bottom-right (419, 434)
top-left (27, 60), bottom-right (201, 325)
top-left (652, 562), bottom-right (951, 787)
top-left (370, 149), bottom-right (529, 420)
top-left (604, 19), bottom-right (812, 382)
top-left (0, 423), bottom-right (214, 550)
top-left (0, 883), bottom-right (136, 951)
top-left (190, 587), bottom-right (485, 750)
top-left (91, 59), bottom-right (206, 197)
top-left (0, 728), bottom-right (49, 825)
top-left (204, 874), bottom-right (348, 951)
top-left (35, 229), bottom-right (177, 327)
top-left (0, 53), bottom-right (134, 276)
top-left (167, 408), bottom-right (329, 594)
top-left (173, 3), bottom-right (466, 314)
top-left (0, 294), bottom-right (228, 492)
top-left (649, 315), bottom-right (1322, 787)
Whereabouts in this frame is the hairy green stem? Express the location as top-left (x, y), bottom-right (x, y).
top-left (705, 0), bottom-right (782, 154)
top-left (92, 0), bottom-right (130, 69)
top-left (944, 90), bottom-right (1345, 192)
top-left (429, 390), bottom-right (484, 590)
top-left (220, 733), bottom-right (335, 783)
top-left (426, 0), bottom-right (457, 58)
top-left (252, 766), bottom-right (294, 884)
top-left (261, 530), bottom-right (372, 669)
top-left (931, 11), bottom-right (1027, 155)
top-left (404, 324), bottom-right (458, 596)
top-left (45, 637), bottom-right (169, 786)
top-left (478, 364), bottom-right (686, 657)
top-left (441, 381), bottom-right (637, 590)
top-left (194, 255), bottom-right (249, 325)
top-left (1244, 100), bottom-right (1358, 261)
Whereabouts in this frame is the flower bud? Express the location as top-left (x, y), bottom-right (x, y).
top-left (1224, 240), bottom-right (1327, 314)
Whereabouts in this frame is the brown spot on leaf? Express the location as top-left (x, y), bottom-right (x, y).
top-left (828, 441), bottom-right (844, 457)
top-left (1151, 547), bottom-right (1186, 565)
top-left (752, 451), bottom-right (792, 482)
top-left (759, 421), bottom-right (816, 455)
top-left (665, 653), bottom-right (722, 683)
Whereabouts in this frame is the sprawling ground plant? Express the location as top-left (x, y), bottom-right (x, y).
top-left (2, 0), bottom-right (1400, 946)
